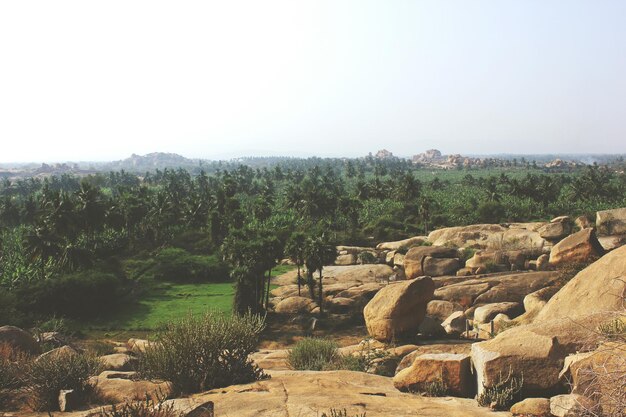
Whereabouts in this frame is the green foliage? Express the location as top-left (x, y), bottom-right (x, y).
top-left (139, 311), bottom-right (266, 395)
top-left (477, 369), bottom-right (523, 411)
top-left (153, 248), bottom-right (229, 283)
top-left (357, 251), bottom-right (377, 264)
top-left (421, 379), bottom-right (449, 397)
top-left (287, 338), bottom-right (341, 371)
top-left (24, 351), bottom-right (102, 411)
top-left (17, 269), bottom-right (126, 318)
top-left (477, 201), bottom-right (506, 223)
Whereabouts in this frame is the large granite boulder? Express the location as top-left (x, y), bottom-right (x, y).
top-left (548, 228), bottom-right (605, 266)
top-left (596, 207), bottom-right (626, 236)
top-left (393, 353), bottom-right (473, 397)
top-left (377, 236), bottom-right (428, 251)
top-left (274, 296), bottom-right (318, 314)
top-left (364, 277), bottom-right (435, 342)
top-left (427, 223), bottom-right (548, 251)
top-left (0, 325), bottom-right (39, 354)
top-left (161, 370), bottom-right (511, 417)
top-left (473, 302), bottom-right (523, 324)
top-left (90, 371), bottom-right (172, 404)
top-left (509, 398), bottom-right (551, 416)
top-left (537, 245), bottom-right (626, 322)
top-left (538, 216), bottom-right (572, 241)
top-left (404, 246), bottom-right (459, 279)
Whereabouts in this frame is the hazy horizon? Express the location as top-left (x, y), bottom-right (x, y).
top-left (1, 1), bottom-right (625, 162)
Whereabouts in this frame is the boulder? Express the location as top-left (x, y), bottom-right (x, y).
top-left (509, 398), bottom-right (551, 416)
top-left (418, 317), bottom-right (446, 337)
top-left (36, 345), bottom-right (77, 362)
top-left (90, 371), bottom-right (172, 404)
top-left (385, 250), bottom-right (396, 264)
top-left (538, 218), bottom-right (571, 241)
top-left (536, 254), bottom-right (549, 271)
top-left (325, 297), bottom-right (356, 314)
top-left (395, 342), bottom-right (473, 374)
top-left (522, 286), bottom-right (559, 319)
top-left (426, 300), bottom-right (464, 322)
top-left (442, 311), bottom-right (466, 335)
top-left (548, 228), bottom-right (605, 266)
top-left (423, 257), bottom-right (462, 277)
top-left (596, 207), bottom-right (626, 236)
top-left (561, 341), bottom-right (625, 416)
top-left (127, 338), bottom-right (150, 354)
top-left (598, 234), bottom-right (626, 251)
top-left (274, 296), bottom-right (318, 314)
top-left (393, 353), bottom-right (473, 397)
top-left (100, 353), bottom-right (137, 371)
top-left (575, 215), bottom-right (592, 230)
top-left (537, 245), bottom-right (626, 322)
top-left (393, 252), bottom-right (405, 267)
top-left (404, 246), bottom-right (459, 279)
top-left (473, 302), bottom-right (523, 324)
top-left (471, 314), bottom-right (611, 396)
top-left (364, 276), bottom-right (435, 342)
top-left (0, 325), bottom-right (39, 354)
top-left (428, 224), bottom-right (548, 251)
top-left (377, 236), bottom-right (428, 251)
top-left (550, 394), bottom-right (595, 417)
top-left (335, 253), bottom-right (357, 266)
top-left (161, 370), bottom-right (512, 417)
top-left (58, 389), bottom-right (79, 412)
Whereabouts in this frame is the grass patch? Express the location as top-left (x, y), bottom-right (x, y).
top-left (79, 282), bottom-right (234, 333)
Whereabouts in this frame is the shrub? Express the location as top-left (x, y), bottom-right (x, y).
top-left (287, 338), bottom-right (340, 371)
top-left (357, 251), bottom-right (377, 265)
top-left (153, 248), bottom-right (229, 283)
top-left (477, 369), bottom-right (523, 410)
top-left (597, 317), bottom-right (626, 342)
top-left (0, 344), bottom-right (25, 409)
top-left (94, 394), bottom-right (184, 417)
top-left (17, 269), bottom-right (125, 318)
top-left (139, 311), bottom-right (266, 395)
top-left (24, 350), bottom-right (102, 411)
top-left (421, 379), bottom-right (449, 397)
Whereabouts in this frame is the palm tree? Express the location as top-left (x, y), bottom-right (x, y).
top-left (24, 226), bottom-right (61, 280)
top-left (304, 235), bottom-right (337, 313)
top-left (285, 232), bottom-right (306, 296)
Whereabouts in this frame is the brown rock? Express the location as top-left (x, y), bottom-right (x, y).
top-left (550, 394), bottom-right (595, 417)
top-left (404, 246), bottom-right (459, 279)
top-left (364, 277), bottom-right (435, 342)
top-left (575, 215), bottom-right (592, 230)
top-left (598, 234), bottom-right (626, 251)
top-left (395, 342), bottom-right (473, 374)
top-left (473, 302), bottom-right (522, 324)
top-left (521, 286), bottom-right (559, 320)
top-left (537, 245), bottom-right (626, 322)
top-left (426, 300), bottom-right (464, 322)
top-left (0, 325), bottom-right (39, 354)
top-left (548, 228), bottom-right (605, 266)
top-left (393, 353), bottom-right (473, 397)
top-left (274, 296), bottom-right (317, 314)
top-left (90, 371), bottom-right (172, 404)
top-left (127, 338), bottom-right (150, 354)
top-left (376, 236), bottom-right (428, 251)
top-left (596, 207), bottom-right (626, 236)
top-left (100, 353), bottom-right (136, 371)
top-left (510, 398), bottom-right (551, 416)
top-left (335, 253), bottom-right (357, 266)
top-left (442, 311), bottom-right (466, 335)
top-left (423, 257), bottom-right (462, 277)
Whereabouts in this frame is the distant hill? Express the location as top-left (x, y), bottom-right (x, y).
top-left (99, 152), bottom-right (204, 172)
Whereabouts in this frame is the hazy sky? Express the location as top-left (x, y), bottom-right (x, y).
top-left (1, 1), bottom-right (625, 162)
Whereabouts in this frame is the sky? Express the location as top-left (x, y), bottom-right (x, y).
top-left (1, 1), bottom-right (625, 162)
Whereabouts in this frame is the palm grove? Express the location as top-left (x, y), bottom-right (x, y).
top-left (0, 156), bottom-right (625, 327)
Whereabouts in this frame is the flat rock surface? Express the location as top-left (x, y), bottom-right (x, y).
top-left (167, 371), bottom-right (511, 417)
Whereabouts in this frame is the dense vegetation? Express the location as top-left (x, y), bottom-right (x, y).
top-left (0, 156), bottom-right (625, 328)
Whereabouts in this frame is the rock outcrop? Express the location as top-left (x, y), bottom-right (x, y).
top-left (548, 228), bottom-right (605, 266)
top-left (377, 236), bottom-right (428, 251)
top-left (537, 245), bottom-right (626, 321)
top-left (364, 277), bottom-right (435, 342)
top-left (427, 223), bottom-right (548, 251)
top-left (403, 246), bottom-right (459, 279)
top-left (393, 353), bottom-right (473, 397)
top-left (596, 207), bottom-right (626, 235)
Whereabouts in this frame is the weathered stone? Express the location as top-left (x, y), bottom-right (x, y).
top-left (395, 342), bottom-right (473, 374)
top-left (598, 234), bottom-right (626, 251)
top-left (90, 371), bottom-right (172, 404)
top-left (364, 276), bottom-right (435, 342)
top-left (575, 215), bottom-right (592, 230)
top-left (335, 253), bottom-right (357, 266)
top-left (537, 245), bottom-right (626, 321)
top-left (550, 394), bottom-right (595, 417)
top-left (418, 316), bottom-right (446, 337)
top-left (274, 296), bottom-right (317, 314)
top-left (404, 246), bottom-right (459, 279)
top-left (509, 398), bottom-right (551, 416)
top-left (548, 228), bottom-right (605, 266)
top-left (161, 370), bottom-right (511, 417)
top-left (377, 236), bottom-right (428, 251)
top-left (393, 353), bottom-right (473, 397)
top-left (596, 207), bottom-right (626, 236)
top-left (386, 250), bottom-right (396, 264)
top-left (185, 401), bottom-right (215, 417)
top-left (538, 220), bottom-right (571, 241)
top-left (426, 300), bottom-right (464, 322)
top-left (536, 254), bottom-right (549, 271)
top-left (423, 257), bottom-right (462, 277)
top-left (36, 345), bottom-right (77, 362)
top-left (473, 302), bottom-right (522, 324)
top-left (0, 325), bottom-right (39, 354)
top-left (442, 311), bottom-right (466, 335)
top-left (325, 297), bottom-right (355, 314)
top-left (127, 338), bottom-right (150, 354)
top-left (521, 286), bottom-right (558, 320)
top-left (393, 252), bottom-right (405, 267)
top-left (100, 353), bottom-right (136, 371)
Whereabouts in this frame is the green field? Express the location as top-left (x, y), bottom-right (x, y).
top-left (79, 265), bottom-right (293, 336)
